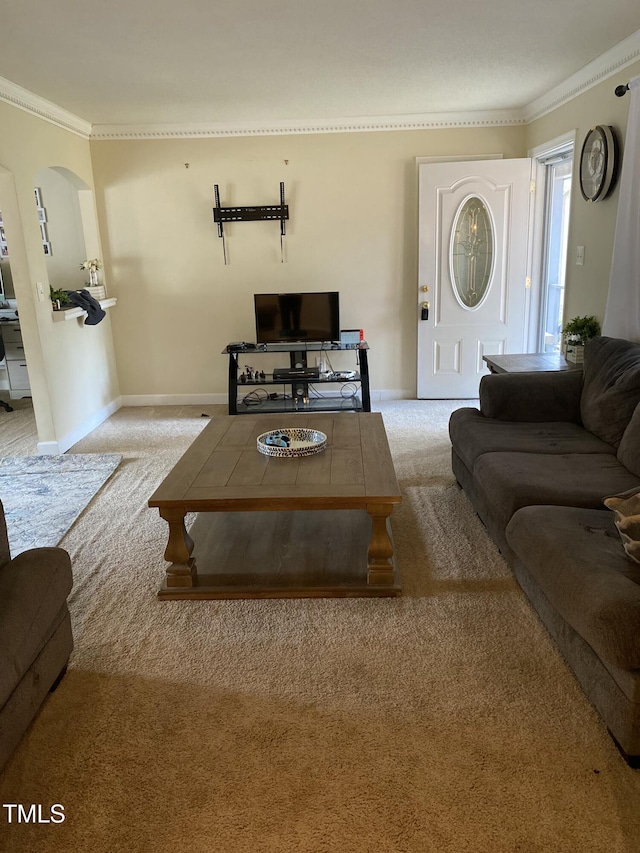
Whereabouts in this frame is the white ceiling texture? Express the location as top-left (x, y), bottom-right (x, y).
top-left (2, 0), bottom-right (640, 136)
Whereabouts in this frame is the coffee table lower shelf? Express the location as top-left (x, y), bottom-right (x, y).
top-left (158, 509), bottom-right (401, 600)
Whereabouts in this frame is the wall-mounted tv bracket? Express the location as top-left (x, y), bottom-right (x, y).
top-left (213, 182), bottom-right (289, 264)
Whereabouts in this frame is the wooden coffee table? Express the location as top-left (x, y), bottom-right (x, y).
top-left (148, 412), bottom-right (402, 599)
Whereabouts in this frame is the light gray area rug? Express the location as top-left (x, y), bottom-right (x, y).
top-left (0, 453), bottom-right (122, 556)
top-left (1, 401), bottom-right (639, 853)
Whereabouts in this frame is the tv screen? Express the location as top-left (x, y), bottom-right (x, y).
top-left (254, 292), bottom-right (340, 344)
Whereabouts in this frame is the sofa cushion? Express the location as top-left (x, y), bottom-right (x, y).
top-left (617, 402), bottom-right (640, 478)
top-left (472, 451), bottom-right (639, 535)
top-left (449, 408), bottom-right (615, 473)
top-left (506, 505), bottom-right (640, 671)
top-left (580, 336), bottom-right (640, 448)
top-left (604, 487), bottom-right (640, 564)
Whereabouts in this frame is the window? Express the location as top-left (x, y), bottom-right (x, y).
top-left (539, 153), bottom-right (573, 352)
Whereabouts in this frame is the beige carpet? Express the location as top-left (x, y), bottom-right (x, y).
top-left (1, 401), bottom-right (639, 852)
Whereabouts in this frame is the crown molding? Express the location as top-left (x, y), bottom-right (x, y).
top-left (0, 76), bottom-right (91, 139)
top-left (2, 29), bottom-right (639, 141)
top-left (89, 109), bottom-right (526, 140)
top-left (523, 28), bottom-right (640, 123)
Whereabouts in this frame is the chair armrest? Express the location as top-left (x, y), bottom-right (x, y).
top-left (0, 548), bottom-right (73, 675)
top-left (0, 499), bottom-right (10, 566)
top-left (479, 370), bottom-right (583, 423)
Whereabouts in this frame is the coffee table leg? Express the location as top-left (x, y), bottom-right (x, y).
top-left (159, 507), bottom-right (197, 588)
top-left (366, 503), bottom-right (395, 586)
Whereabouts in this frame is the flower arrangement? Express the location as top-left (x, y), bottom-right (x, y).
top-left (562, 315), bottom-right (601, 364)
top-left (80, 258), bottom-right (101, 272)
top-left (80, 258), bottom-right (101, 287)
top-left (562, 315), bottom-right (601, 345)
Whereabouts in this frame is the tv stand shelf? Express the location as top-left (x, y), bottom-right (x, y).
top-left (223, 342), bottom-right (371, 415)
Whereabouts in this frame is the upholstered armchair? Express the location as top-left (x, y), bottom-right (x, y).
top-left (0, 498), bottom-right (73, 770)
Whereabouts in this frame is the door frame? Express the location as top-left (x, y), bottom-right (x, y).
top-left (527, 131), bottom-right (577, 352)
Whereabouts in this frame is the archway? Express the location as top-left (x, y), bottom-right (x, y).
top-left (33, 166), bottom-right (101, 293)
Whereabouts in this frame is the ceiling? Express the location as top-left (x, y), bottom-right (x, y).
top-left (3, 0), bottom-right (640, 131)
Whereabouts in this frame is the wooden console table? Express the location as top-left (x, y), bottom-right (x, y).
top-left (483, 353), bottom-right (582, 374)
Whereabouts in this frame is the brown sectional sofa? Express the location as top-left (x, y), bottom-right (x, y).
top-left (449, 336), bottom-right (640, 765)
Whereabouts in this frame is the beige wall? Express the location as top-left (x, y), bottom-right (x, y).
top-left (91, 126), bottom-right (527, 398)
top-left (0, 101), bottom-right (120, 450)
top-left (3, 58), bottom-right (635, 425)
top-left (526, 60), bottom-right (640, 327)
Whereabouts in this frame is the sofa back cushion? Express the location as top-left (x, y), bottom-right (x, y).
top-left (580, 336), bottom-right (640, 448)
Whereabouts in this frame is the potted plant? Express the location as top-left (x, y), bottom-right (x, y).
top-left (562, 315), bottom-right (601, 363)
top-left (49, 286), bottom-right (71, 311)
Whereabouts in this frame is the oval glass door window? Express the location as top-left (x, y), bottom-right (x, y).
top-left (450, 196), bottom-right (494, 308)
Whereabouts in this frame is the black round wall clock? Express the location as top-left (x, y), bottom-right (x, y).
top-left (579, 125), bottom-right (619, 202)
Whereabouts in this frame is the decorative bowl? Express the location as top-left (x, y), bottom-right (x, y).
top-left (257, 427), bottom-right (327, 458)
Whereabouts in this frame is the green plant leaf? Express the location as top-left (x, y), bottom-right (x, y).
top-left (562, 315), bottom-right (601, 344)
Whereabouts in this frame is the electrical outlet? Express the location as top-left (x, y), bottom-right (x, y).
top-left (576, 246), bottom-right (585, 266)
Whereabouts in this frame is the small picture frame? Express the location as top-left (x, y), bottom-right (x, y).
top-left (1, 243), bottom-right (9, 258)
top-left (34, 187), bottom-right (42, 207)
top-left (0, 211), bottom-right (3, 227)
top-left (0, 227), bottom-right (5, 242)
top-left (40, 223), bottom-right (47, 241)
top-left (38, 207), bottom-right (47, 223)
top-left (43, 242), bottom-right (52, 256)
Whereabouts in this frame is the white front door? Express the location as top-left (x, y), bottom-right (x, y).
top-left (417, 158), bottom-right (534, 398)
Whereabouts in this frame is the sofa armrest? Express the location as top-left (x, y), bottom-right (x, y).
top-left (0, 499), bottom-right (10, 567)
top-left (0, 547), bottom-right (73, 707)
top-left (480, 369), bottom-right (583, 423)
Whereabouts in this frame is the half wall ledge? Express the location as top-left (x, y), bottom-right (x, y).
top-left (51, 297), bottom-right (117, 322)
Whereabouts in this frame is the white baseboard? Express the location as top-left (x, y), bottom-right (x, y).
top-left (120, 393), bottom-right (228, 406)
top-left (120, 390), bottom-right (413, 407)
top-left (37, 397), bottom-right (122, 455)
top-left (34, 391), bottom-right (416, 454)
top-left (371, 389), bottom-right (414, 401)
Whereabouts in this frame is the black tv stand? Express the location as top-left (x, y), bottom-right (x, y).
top-left (223, 341), bottom-right (371, 415)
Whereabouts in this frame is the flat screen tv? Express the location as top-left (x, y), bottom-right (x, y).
top-left (254, 292), bottom-right (340, 344)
